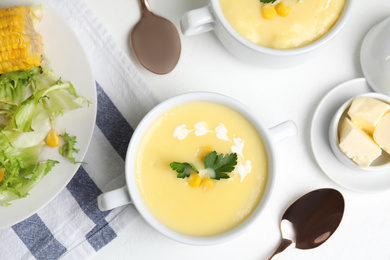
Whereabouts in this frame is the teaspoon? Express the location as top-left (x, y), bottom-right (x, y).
top-left (130, 0), bottom-right (181, 75)
top-left (269, 188), bottom-right (345, 259)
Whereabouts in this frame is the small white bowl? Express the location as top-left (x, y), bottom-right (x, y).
top-left (181, 0), bottom-right (353, 68)
top-left (329, 93), bottom-right (390, 172)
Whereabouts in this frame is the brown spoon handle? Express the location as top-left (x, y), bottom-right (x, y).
top-left (268, 238), bottom-right (294, 260)
top-left (139, 0), bottom-right (151, 13)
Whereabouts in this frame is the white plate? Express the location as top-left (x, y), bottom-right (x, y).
top-left (310, 78), bottom-right (390, 193)
top-left (0, 1), bottom-right (97, 228)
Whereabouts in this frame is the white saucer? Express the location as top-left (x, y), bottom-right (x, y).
top-left (310, 78), bottom-right (390, 193)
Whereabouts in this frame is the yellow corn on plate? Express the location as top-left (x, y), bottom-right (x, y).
top-left (0, 5), bottom-right (42, 74)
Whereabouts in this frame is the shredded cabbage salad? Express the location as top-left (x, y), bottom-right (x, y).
top-left (0, 60), bottom-right (89, 205)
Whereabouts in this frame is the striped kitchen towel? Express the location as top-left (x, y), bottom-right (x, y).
top-left (0, 0), bottom-right (158, 259)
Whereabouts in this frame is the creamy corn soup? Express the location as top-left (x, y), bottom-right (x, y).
top-left (219, 0), bottom-right (346, 49)
top-left (136, 102), bottom-right (267, 236)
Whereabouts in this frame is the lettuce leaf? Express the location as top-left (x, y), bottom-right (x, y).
top-left (0, 67), bottom-right (39, 105)
top-left (0, 131), bottom-right (56, 204)
top-left (0, 159), bottom-right (58, 205)
top-left (6, 83), bottom-right (72, 132)
top-left (37, 61), bottom-right (90, 121)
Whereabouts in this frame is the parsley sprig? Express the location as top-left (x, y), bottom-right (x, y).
top-left (170, 151), bottom-right (238, 180)
top-left (260, 0), bottom-right (277, 3)
top-left (204, 151), bottom-right (238, 180)
top-left (169, 162), bottom-right (198, 178)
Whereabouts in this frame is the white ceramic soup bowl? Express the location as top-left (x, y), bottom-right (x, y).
top-left (329, 93), bottom-right (390, 172)
top-left (97, 92), bottom-right (297, 246)
top-left (180, 0), bottom-right (353, 68)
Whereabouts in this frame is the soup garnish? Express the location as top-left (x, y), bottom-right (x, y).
top-left (170, 151), bottom-right (238, 188)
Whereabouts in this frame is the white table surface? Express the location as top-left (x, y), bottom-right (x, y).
top-left (86, 0), bottom-right (390, 259)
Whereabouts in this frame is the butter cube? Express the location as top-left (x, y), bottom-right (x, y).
top-left (338, 118), bottom-right (382, 167)
top-left (348, 97), bottom-right (390, 135)
top-left (373, 113), bottom-right (390, 154)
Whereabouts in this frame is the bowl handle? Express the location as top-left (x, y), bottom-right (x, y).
top-left (97, 186), bottom-right (132, 211)
top-left (269, 120), bottom-right (298, 143)
top-left (180, 5), bottom-right (216, 36)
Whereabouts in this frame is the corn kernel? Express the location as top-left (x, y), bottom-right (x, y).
top-left (261, 4), bottom-right (277, 20)
top-left (197, 146), bottom-right (213, 161)
top-left (200, 177), bottom-right (214, 189)
top-left (275, 2), bottom-right (291, 17)
top-left (46, 129), bottom-right (60, 147)
top-left (0, 168), bottom-right (4, 183)
top-left (188, 173), bottom-right (201, 188)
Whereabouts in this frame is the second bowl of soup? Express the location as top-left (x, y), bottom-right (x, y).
top-left (181, 0), bottom-right (352, 68)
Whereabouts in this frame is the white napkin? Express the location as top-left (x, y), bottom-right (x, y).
top-left (0, 0), bottom-right (158, 259)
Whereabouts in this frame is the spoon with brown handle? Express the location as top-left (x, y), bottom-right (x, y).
top-left (269, 188), bottom-right (345, 259)
top-left (130, 0), bottom-right (181, 74)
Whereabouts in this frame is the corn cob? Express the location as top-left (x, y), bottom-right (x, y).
top-left (0, 5), bottom-right (42, 74)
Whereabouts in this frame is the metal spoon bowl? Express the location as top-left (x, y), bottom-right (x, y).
top-left (130, 0), bottom-right (181, 74)
top-left (269, 188), bottom-right (345, 259)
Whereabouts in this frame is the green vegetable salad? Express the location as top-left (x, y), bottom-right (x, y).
top-left (0, 60), bottom-right (89, 205)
